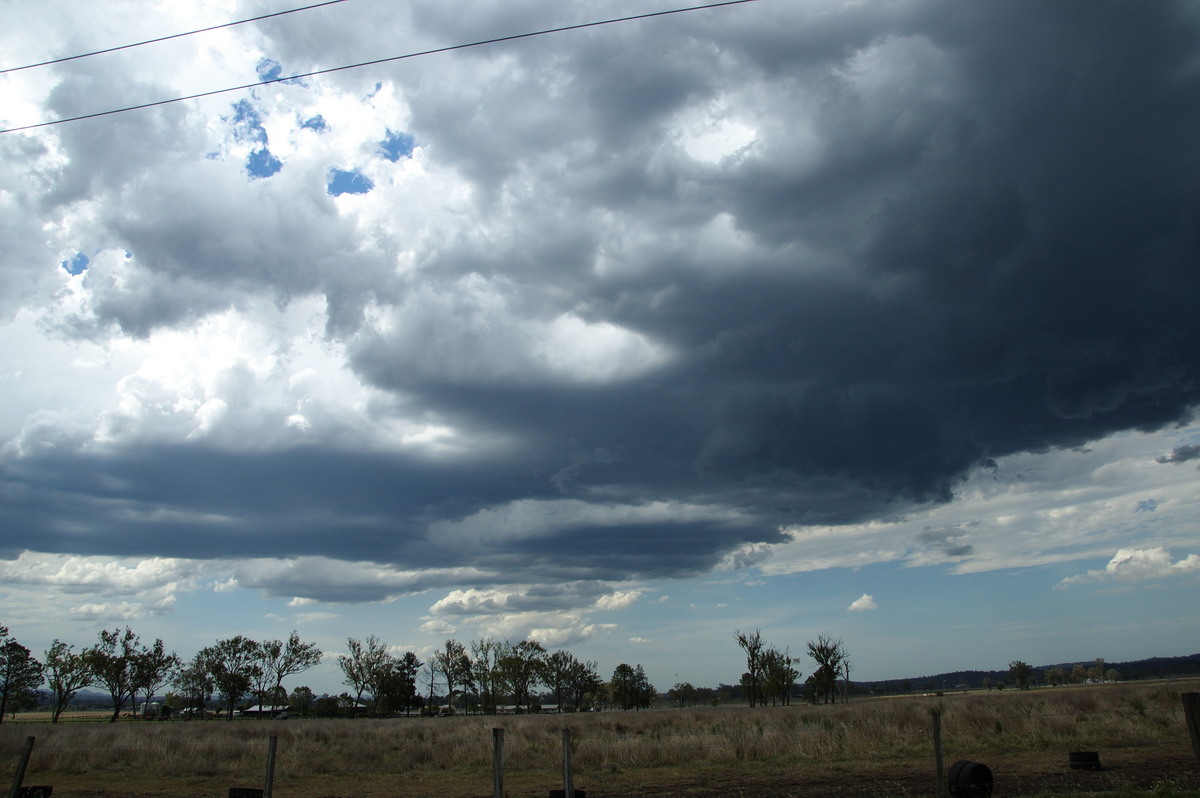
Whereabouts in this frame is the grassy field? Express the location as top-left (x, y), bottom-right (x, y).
top-left (3, 679), bottom-right (1199, 797)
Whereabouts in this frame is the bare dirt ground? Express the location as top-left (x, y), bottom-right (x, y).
top-left (30, 741), bottom-right (1200, 797)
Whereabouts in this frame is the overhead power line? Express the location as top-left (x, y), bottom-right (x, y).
top-left (0, 0), bottom-right (349, 75)
top-left (0, 0), bottom-right (760, 135)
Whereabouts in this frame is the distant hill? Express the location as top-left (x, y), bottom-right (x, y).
top-left (858, 652), bottom-right (1200, 693)
top-left (68, 687), bottom-right (117, 705)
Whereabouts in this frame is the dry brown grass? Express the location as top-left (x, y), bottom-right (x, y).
top-left (2, 679), bottom-right (1198, 797)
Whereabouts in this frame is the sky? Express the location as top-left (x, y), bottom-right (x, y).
top-left (1, 0), bottom-right (1199, 696)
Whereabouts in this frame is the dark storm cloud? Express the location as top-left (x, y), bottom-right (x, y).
top-left (0, 442), bottom-right (771, 594)
top-left (4, 0), bottom-right (1200, 601)
top-left (1156, 445), bottom-right (1200, 466)
top-left (345, 0), bottom-right (1200, 520)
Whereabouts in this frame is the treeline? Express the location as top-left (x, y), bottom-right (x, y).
top-left (0, 624), bottom-right (660, 723)
top-left (862, 653), bottom-right (1200, 695)
top-left (3, 621), bottom-right (857, 724)
top-left (333, 636), bottom-right (653, 717)
top-left (0, 624), bottom-right (323, 723)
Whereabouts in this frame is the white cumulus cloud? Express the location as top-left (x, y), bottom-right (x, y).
top-left (848, 594), bottom-right (877, 612)
top-left (1060, 547), bottom-right (1200, 587)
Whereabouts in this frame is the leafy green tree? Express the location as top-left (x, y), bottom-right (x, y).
top-left (500, 640), bottom-right (545, 712)
top-left (257, 632), bottom-right (322, 711)
top-left (670, 682), bottom-right (698, 707)
top-left (313, 694), bottom-right (340, 717)
top-left (133, 637), bottom-right (179, 716)
top-left (611, 663), bottom-right (655, 710)
top-left (338, 636), bottom-right (388, 712)
top-left (375, 652), bottom-right (422, 715)
top-left (1044, 667), bottom-right (1066, 687)
top-left (85, 628), bottom-right (145, 722)
top-left (470, 638), bottom-right (508, 714)
top-left (0, 628), bottom-right (44, 722)
top-left (434, 639), bottom-right (473, 713)
top-left (249, 650), bottom-right (275, 712)
top-left (44, 640), bottom-right (93, 723)
top-left (637, 665), bottom-right (657, 709)
top-left (1008, 660), bottom-right (1033, 690)
top-left (611, 663), bottom-right (637, 710)
top-left (567, 656), bottom-right (602, 711)
top-left (761, 647), bottom-right (800, 706)
top-left (543, 650), bottom-right (587, 711)
top-left (399, 652), bottom-right (423, 714)
top-left (172, 651), bottom-right (215, 719)
top-left (266, 685), bottom-right (289, 710)
top-left (201, 636), bottom-right (261, 718)
top-left (288, 685), bottom-right (315, 715)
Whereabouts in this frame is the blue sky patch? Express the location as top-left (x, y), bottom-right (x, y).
top-left (246, 149), bottom-right (283, 179)
top-left (61, 252), bottom-right (89, 275)
top-left (301, 115), bottom-right (328, 132)
top-left (230, 99), bottom-right (268, 146)
top-left (327, 168), bottom-right (374, 196)
top-left (379, 130), bottom-right (415, 162)
top-left (257, 58), bottom-right (283, 82)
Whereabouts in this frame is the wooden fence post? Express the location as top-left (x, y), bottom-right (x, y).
top-left (264, 735), bottom-right (278, 798)
top-left (562, 728), bottom-right (575, 798)
top-left (7, 736), bottom-right (34, 798)
top-left (492, 727), bottom-right (505, 798)
top-left (1183, 693), bottom-right (1200, 765)
top-left (932, 709), bottom-right (947, 798)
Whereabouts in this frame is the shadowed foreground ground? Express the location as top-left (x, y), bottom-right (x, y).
top-left (28, 741), bottom-right (1200, 797)
top-left (11, 682), bottom-right (1200, 798)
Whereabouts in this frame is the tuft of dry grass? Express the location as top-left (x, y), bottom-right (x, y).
top-left (2, 679), bottom-right (1197, 797)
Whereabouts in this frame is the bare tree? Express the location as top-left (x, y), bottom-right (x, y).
top-left (735, 629), bottom-right (766, 707)
top-left (839, 650), bottom-right (853, 703)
